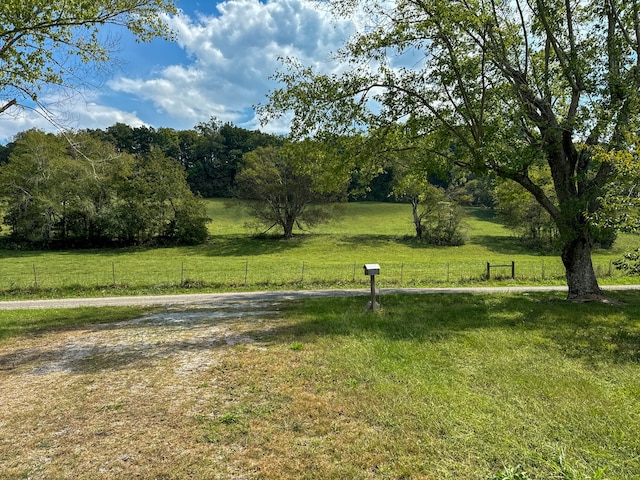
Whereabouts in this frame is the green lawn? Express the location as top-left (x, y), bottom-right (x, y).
top-left (1, 291), bottom-right (638, 479)
top-left (0, 200), bottom-right (637, 297)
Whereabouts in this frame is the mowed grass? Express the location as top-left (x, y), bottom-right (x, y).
top-left (0, 291), bottom-right (638, 479)
top-left (0, 199), bottom-right (637, 298)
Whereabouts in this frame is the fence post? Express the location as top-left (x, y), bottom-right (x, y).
top-left (400, 262), bottom-right (404, 285)
top-left (486, 262), bottom-right (491, 279)
top-left (244, 260), bottom-right (248, 285)
top-left (301, 262), bottom-right (305, 283)
top-left (112, 262), bottom-right (116, 285)
top-left (181, 261), bottom-right (184, 285)
top-left (511, 261), bottom-right (515, 279)
top-left (33, 264), bottom-right (38, 288)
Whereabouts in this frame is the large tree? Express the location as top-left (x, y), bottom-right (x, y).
top-left (263, 0), bottom-right (640, 300)
top-left (236, 144), bottom-right (345, 238)
top-left (1, 0), bottom-right (176, 117)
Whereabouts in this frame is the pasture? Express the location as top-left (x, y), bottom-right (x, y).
top-left (0, 200), bottom-right (637, 298)
top-left (0, 291), bottom-right (639, 479)
top-left (0, 201), bottom-right (639, 479)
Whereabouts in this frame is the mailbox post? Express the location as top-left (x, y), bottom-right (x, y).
top-left (363, 263), bottom-right (380, 311)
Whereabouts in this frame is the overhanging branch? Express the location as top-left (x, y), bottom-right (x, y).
top-left (0, 98), bottom-right (17, 114)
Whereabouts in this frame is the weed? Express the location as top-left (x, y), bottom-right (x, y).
top-left (95, 402), bottom-right (124, 412)
top-left (487, 465), bottom-right (530, 480)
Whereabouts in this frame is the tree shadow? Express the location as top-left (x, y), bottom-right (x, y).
top-left (184, 235), bottom-right (307, 257)
top-left (469, 235), bottom-right (537, 255)
top-left (465, 207), bottom-right (497, 222)
top-left (336, 234), bottom-right (465, 252)
top-left (1, 292), bottom-right (638, 378)
top-left (263, 291), bottom-right (640, 365)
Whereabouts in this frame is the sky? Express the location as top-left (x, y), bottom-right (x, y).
top-left (0, 0), bottom-right (356, 144)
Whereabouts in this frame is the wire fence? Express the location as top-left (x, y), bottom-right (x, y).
top-left (0, 258), bottom-right (623, 291)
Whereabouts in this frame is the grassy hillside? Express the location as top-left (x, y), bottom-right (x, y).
top-left (0, 200), bottom-right (636, 297)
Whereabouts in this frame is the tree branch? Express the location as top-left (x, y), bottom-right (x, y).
top-left (0, 98), bottom-right (17, 114)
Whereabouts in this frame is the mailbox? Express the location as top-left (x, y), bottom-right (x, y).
top-left (363, 263), bottom-right (380, 276)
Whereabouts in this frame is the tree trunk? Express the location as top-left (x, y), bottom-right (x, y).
top-left (283, 215), bottom-right (295, 238)
top-left (411, 197), bottom-right (423, 239)
top-left (561, 235), bottom-right (604, 300)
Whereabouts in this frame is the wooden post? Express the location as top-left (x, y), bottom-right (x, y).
top-left (486, 262), bottom-right (491, 279)
top-left (511, 261), bottom-right (515, 279)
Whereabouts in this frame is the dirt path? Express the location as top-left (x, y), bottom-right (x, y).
top-left (0, 297), bottom-right (292, 478)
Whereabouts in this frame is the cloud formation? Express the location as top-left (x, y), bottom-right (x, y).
top-left (0, 93), bottom-right (146, 143)
top-left (0, 0), bottom-right (353, 142)
top-left (109, 0), bottom-right (354, 131)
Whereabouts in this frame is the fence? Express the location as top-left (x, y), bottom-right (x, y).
top-left (0, 258), bottom-right (621, 291)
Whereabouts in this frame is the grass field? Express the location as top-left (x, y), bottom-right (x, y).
top-left (1, 291), bottom-right (639, 479)
top-left (0, 200), bottom-right (637, 298)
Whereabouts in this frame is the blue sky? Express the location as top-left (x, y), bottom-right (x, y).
top-left (0, 0), bottom-right (356, 143)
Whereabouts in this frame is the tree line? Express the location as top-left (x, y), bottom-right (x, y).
top-left (0, 129), bottom-right (209, 248)
top-left (1, 119), bottom-right (619, 250)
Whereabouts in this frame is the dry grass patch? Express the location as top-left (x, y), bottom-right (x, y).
top-left (0, 303), bottom-right (286, 479)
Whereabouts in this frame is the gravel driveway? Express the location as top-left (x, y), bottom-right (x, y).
top-left (0, 285), bottom-right (590, 310)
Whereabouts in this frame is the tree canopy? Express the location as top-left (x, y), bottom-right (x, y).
top-left (0, 129), bottom-right (209, 247)
top-left (236, 144), bottom-right (346, 238)
top-left (1, 0), bottom-right (176, 117)
top-left (263, 0), bottom-right (640, 300)
top-left (82, 120), bottom-right (284, 198)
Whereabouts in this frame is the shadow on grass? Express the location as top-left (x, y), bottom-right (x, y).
top-left (337, 234), bottom-right (452, 250)
top-left (336, 231), bottom-right (532, 255)
top-left (273, 291), bottom-right (640, 365)
top-left (469, 235), bottom-right (537, 255)
top-left (465, 207), bottom-right (498, 222)
top-left (196, 235), bottom-right (307, 257)
top-left (1, 292), bottom-right (638, 376)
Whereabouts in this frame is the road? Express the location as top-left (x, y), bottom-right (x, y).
top-left (0, 284), bottom-right (639, 310)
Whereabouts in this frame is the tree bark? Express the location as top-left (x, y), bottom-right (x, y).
top-left (561, 234), bottom-right (603, 300)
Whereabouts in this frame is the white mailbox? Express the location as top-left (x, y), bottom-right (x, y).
top-left (363, 263), bottom-right (380, 276)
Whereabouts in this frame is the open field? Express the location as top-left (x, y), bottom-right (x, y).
top-left (1, 291), bottom-right (639, 479)
top-left (0, 200), bottom-right (637, 298)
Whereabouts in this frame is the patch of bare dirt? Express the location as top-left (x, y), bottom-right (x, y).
top-left (0, 301), bottom-right (283, 479)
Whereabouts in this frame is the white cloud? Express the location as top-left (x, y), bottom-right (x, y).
top-left (109, 0), bottom-right (355, 131)
top-left (0, 0), bottom-right (356, 142)
top-left (0, 94), bottom-right (147, 143)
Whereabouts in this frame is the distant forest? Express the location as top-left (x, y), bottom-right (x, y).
top-left (0, 119), bottom-right (401, 202)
